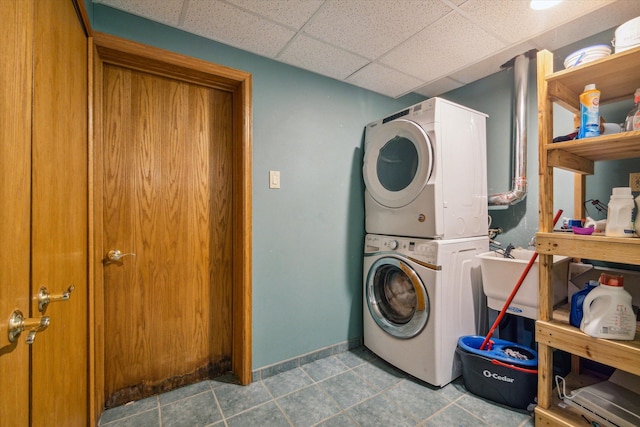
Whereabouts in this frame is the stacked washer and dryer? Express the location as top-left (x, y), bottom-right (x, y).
top-left (362, 98), bottom-right (490, 387)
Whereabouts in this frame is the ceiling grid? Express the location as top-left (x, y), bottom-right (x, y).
top-left (93, 0), bottom-right (640, 98)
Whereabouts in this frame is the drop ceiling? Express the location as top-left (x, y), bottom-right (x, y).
top-left (93, 0), bottom-right (640, 98)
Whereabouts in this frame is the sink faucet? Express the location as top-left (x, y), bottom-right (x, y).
top-left (503, 244), bottom-right (515, 258)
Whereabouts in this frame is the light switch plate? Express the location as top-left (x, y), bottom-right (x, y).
top-left (630, 172), bottom-right (640, 191)
top-left (269, 170), bottom-right (280, 189)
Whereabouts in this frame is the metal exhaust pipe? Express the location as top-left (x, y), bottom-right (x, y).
top-left (488, 51), bottom-right (535, 209)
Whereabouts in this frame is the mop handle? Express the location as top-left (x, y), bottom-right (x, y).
top-left (479, 209), bottom-right (563, 351)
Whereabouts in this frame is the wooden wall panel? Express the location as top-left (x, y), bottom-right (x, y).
top-left (31, 0), bottom-right (89, 425)
top-left (0, 1), bottom-right (34, 423)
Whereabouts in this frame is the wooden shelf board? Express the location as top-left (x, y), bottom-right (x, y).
top-left (536, 232), bottom-right (640, 265)
top-left (547, 149), bottom-right (594, 175)
top-left (546, 45), bottom-right (640, 106)
top-left (545, 131), bottom-right (640, 164)
top-left (536, 320), bottom-right (640, 376)
top-left (535, 405), bottom-right (587, 427)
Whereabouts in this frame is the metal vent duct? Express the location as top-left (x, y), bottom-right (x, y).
top-left (488, 51), bottom-right (536, 209)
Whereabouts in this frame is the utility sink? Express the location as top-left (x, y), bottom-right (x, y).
top-left (476, 249), bottom-right (570, 320)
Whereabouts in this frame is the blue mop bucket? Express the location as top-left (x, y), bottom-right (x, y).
top-left (456, 335), bottom-right (538, 409)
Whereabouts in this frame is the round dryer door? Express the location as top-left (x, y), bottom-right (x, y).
top-left (366, 256), bottom-right (430, 339)
top-left (363, 119), bottom-right (433, 208)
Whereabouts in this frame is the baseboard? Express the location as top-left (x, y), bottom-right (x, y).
top-left (251, 337), bottom-right (363, 382)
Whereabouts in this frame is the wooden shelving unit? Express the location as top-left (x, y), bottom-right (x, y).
top-left (535, 47), bottom-right (640, 426)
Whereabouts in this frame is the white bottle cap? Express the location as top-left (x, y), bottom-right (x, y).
top-left (584, 84), bottom-right (596, 91)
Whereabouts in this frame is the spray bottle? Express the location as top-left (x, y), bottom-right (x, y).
top-left (578, 84), bottom-right (600, 139)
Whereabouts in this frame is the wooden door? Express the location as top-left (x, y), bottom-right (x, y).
top-left (31, 0), bottom-right (89, 424)
top-left (0, 1), bottom-right (34, 424)
top-left (102, 64), bottom-right (233, 407)
top-left (0, 0), bottom-right (89, 426)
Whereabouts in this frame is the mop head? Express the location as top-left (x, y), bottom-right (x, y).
top-left (502, 346), bottom-right (534, 360)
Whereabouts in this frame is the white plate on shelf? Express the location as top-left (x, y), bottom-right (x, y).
top-left (564, 44), bottom-right (612, 69)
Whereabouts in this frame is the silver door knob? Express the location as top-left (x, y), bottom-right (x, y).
top-left (106, 250), bottom-right (136, 262)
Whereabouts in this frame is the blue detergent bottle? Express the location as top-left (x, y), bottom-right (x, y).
top-left (570, 280), bottom-right (599, 327)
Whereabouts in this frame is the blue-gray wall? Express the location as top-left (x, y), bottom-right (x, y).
top-left (87, 3), bottom-right (637, 369)
top-left (88, 4), bottom-right (425, 369)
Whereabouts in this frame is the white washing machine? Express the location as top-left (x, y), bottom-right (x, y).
top-left (363, 97), bottom-right (488, 239)
top-left (363, 233), bottom-right (489, 387)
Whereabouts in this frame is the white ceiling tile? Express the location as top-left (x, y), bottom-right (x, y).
top-left (460, 0), bottom-right (615, 44)
top-left (380, 12), bottom-right (506, 82)
top-left (94, 0), bottom-right (184, 26)
top-left (279, 35), bottom-right (370, 80)
top-left (182, 1), bottom-right (296, 57)
top-left (413, 77), bottom-right (465, 98)
top-left (303, 0), bottom-right (454, 59)
top-left (226, 0), bottom-right (324, 29)
top-left (346, 63), bottom-right (424, 98)
top-left (449, 42), bottom-right (538, 84)
top-left (93, 0), bottom-right (632, 98)
top-left (532, 1), bottom-right (640, 54)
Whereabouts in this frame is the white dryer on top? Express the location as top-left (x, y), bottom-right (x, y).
top-left (363, 97), bottom-right (488, 239)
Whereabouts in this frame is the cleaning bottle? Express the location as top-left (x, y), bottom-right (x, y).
top-left (580, 273), bottom-right (635, 340)
top-left (605, 187), bottom-right (634, 237)
top-left (570, 280), bottom-right (599, 328)
top-left (578, 84), bottom-right (600, 139)
top-left (624, 88), bottom-right (640, 131)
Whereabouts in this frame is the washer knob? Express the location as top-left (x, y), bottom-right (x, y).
top-left (387, 240), bottom-right (398, 250)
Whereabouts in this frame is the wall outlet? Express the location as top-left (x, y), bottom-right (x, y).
top-left (630, 173), bottom-right (640, 191)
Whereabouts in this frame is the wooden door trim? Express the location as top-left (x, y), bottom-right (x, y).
top-left (90, 32), bottom-right (252, 416)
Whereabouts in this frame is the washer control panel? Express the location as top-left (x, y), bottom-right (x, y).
top-left (365, 234), bottom-right (438, 265)
top-left (413, 242), bottom-right (437, 263)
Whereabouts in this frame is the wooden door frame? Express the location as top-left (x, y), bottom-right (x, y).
top-left (89, 32), bottom-right (252, 419)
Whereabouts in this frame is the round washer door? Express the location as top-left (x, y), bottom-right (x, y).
top-left (363, 119), bottom-right (434, 208)
top-left (366, 256), bottom-right (430, 339)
